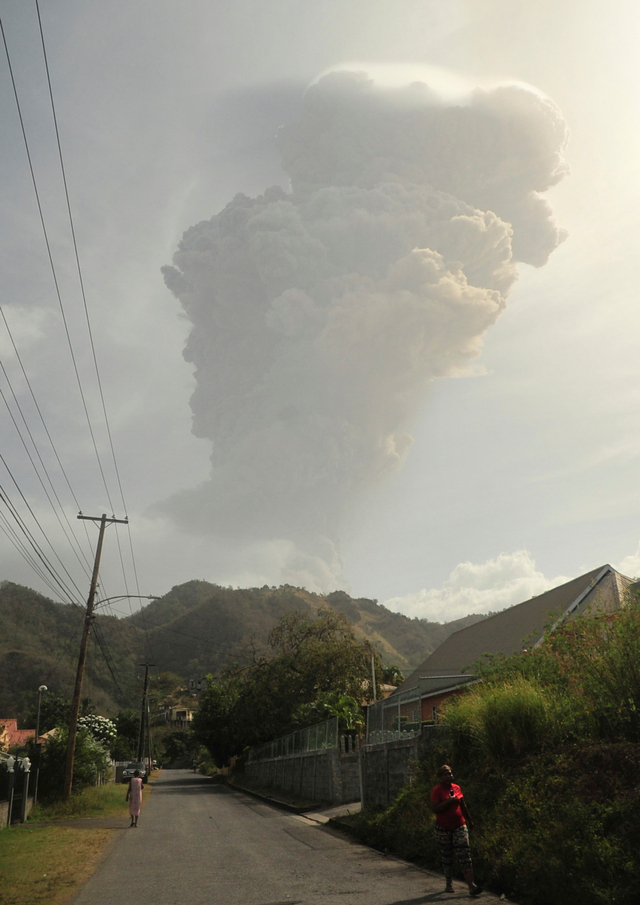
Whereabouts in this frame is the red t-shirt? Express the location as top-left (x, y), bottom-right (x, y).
top-left (430, 782), bottom-right (466, 829)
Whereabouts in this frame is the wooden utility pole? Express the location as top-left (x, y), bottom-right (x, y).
top-left (63, 512), bottom-right (128, 799)
top-left (137, 663), bottom-right (155, 763)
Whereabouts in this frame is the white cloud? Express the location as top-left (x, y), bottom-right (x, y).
top-left (616, 545), bottom-right (640, 581)
top-left (382, 550), bottom-right (570, 622)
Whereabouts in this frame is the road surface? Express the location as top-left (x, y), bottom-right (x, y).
top-left (71, 770), bottom-right (495, 904)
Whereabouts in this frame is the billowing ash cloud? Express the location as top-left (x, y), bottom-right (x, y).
top-left (160, 71), bottom-right (568, 590)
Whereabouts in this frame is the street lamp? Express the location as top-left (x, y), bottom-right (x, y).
top-left (33, 684), bottom-right (47, 808)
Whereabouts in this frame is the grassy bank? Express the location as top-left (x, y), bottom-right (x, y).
top-left (0, 780), bottom-right (152, 905)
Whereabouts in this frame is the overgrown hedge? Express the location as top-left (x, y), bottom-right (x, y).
top-left (351, 741), bottom-right (640, 905)
top-left (351, 598), bottom-right (640, 905)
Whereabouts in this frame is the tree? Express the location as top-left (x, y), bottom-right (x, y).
top-left (382, 664), bottom-right (405, 687)
top-left (112, 709), bottom-right (140, 760)
top-left (158, 729), bottom-right (201, 768)
top-left (295, 691), bottom-right (365, 732)
top-left (191, 678), bottom-right (243, 768)
top-left (193, 609), bottom-right (381, 765)
top-left (29, 693), bottom-right (72, 734)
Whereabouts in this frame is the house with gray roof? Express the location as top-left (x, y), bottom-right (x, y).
top-left (368, 564), bottom-right (634, 741)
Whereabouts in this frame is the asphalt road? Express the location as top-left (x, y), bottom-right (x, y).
top-left (71, 770), bottom-right (493, 905)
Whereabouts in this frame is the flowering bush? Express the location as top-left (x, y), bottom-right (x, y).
top-left (78, 715), bottom-right (117, 751)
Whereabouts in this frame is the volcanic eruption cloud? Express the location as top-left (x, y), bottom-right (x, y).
top-left (161, 71), bottom-right (569, 590)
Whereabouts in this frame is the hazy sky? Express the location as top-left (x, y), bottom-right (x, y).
top-left (1, 0), bottom-right (639, 622)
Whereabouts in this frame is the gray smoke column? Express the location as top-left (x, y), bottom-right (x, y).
top-left (160, 71), bottom-right (568, 589)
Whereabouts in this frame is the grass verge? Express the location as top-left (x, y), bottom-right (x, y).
top-left (0, 825), bottom-right (114, 905)
top-left (0, 778), bottom-right (154, 905)
top-left (30, 781), bottom-right (133, 821)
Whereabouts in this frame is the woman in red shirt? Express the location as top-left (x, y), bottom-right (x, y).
top-left (430, 764), bottom-right (482, 896)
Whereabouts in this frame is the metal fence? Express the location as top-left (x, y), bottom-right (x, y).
top-left (365, 675), bottom-right (477, 745)
top-left (365, 689), bottom-right (423, 745)
top-left (247, 717), bottom-right (339, 762)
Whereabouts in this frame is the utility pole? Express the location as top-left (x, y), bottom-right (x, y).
top-left (63, 512), bottom-right (128, 799)
top-left (371, 651), bottom-right (378, 703)
top-left (137, 663), bottom-right (155, 764)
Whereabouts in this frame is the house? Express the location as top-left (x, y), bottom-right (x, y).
top-left (152, 706), bottom-right (195, 728)
top-left (370, 564), bottom-right (634, 739)
top-left (0, 719), bottom-right (34, 751)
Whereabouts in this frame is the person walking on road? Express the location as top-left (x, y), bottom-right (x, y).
top-left (126, 769), bottom-right (143, 827)
top-left (430, 764), bottom-right (482, 897)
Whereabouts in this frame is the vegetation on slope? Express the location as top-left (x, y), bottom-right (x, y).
top-left (1, 579), bottom-right (482, 723)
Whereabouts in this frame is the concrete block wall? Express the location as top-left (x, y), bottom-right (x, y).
top-left (244, 747), bottom-right (360, 805)
top-left (360, 725), bottom-right (448, 810)
top-left (245, 725), bottom-right (447, 810)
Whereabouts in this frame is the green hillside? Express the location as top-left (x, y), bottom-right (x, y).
top-left (0, 578), bottom-right (484, 724)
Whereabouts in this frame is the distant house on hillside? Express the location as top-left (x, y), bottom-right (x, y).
top-left (368, 564), bottom-right (634, 741)
top-left (0, 719), bottom-right (34, 751)
top-left (152, 706), bottom-right (195, 729)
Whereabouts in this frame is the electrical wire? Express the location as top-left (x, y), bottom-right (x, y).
top-left (34, 1), bottom-right (145, 600)
top-left (0, 374), bottom-right (93, 578)
top-left (0, 14), bottom-right (117, 517)
top-left (0, 475), bottom-right (83, 606)
top-left (92, 620), bottom-right (127, 700)
top-left (0, 505), bottom-right (64, 599)
top-left (0, 303), bottom-right (95, 557)
top-left (0, 7), bottom-right (156, 695)
top-left (35, 4), bottom-right (154, 668)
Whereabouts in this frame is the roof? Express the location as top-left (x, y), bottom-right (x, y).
top-left (394, 565), bottom-right (633, 696)
top-left (0, 719), bottom-right (35, 750)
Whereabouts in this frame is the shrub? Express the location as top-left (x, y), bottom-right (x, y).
top-left (443, 675), bottom-right (572, 765)
top-left (36, 727), bottom-right (110, 802)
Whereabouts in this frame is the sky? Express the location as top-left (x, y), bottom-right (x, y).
top-left (1, 0), bottom-right (640, 624)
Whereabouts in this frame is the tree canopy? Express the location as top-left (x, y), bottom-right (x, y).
top-left (192, 609), bottom-right (380, 765)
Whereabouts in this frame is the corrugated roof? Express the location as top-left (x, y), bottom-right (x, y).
top-left (394, 565), bottom-right (631, 696)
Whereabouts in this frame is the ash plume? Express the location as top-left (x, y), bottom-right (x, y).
top-left (159, 71), bottom-right (568, 589)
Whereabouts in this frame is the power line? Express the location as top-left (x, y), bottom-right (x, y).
top-left (34, 3), bottom-right (145, 613)
top-left (0, 505), bottom-right (65, 599)
top-left (0, 479), bottom-right (82, 606)
top-left (36, 0), bottom-right (128, 519)
top-left (0, 374), bottom-right (93, 579)
top-left (0, 303), bottom-right (94, 558)
top-left (0, 14), bottom-right (117, 515)
top-left (92, 620), bottom-right (127, 700)
top-left (1, 8), bottom-right (148, 618)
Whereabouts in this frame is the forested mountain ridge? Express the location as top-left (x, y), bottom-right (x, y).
top-left (1, 578), bottom-right (484, 723)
